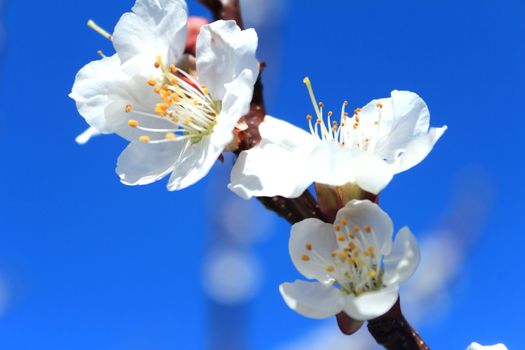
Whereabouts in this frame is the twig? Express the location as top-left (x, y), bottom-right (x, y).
top-left (198, 0), bottom-right (244, 28)
top-left (257, 190), bottom-right (325, 225)
top-left (368, 299), bottom-right (431, 350)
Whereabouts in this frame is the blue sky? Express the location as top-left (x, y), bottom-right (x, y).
top-left (0, 0), bottom-right (524, 349)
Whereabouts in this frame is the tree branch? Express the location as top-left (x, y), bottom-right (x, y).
top-left (198, 0), bottom-right (244, 29)
top-left (257, 190), bottom-right (325, 225)
top-left (367, 299), bottom-right (431, 350)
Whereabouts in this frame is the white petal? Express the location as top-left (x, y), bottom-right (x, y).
top-left (279, 280), bottom-right (343, 319)
top-left (376, 90), bottom-right (430, 150)
top-left (307, 142), bottom-right (362, 186)
top-left (167, 136), bottom-right (222, 191)
top-left (466, 343), bottom-right (508, 350)
top-left (383, 227), bottom-right (420, 285)
top-left (104, 73), bottom-right (176, 142)
top-left (335, 200), bottom-right (393, 255)
top-left (75, 126), bottom-right (101, 145)
top-left (353, 154), bottom-right (395, 194)
top-left (228, 116), bottom-right (315, 199)
top-left (113, 0), bottom-right (188, 63)
top-left (210, 69), bottom-right (256, 148)
top-left (196, 20), bottom-right (259, 100)
top-left (343, 285), bottom-right (399, 320)
top-left (392, 125), bottom-right (447, 173)
top-left (116, 140), bottom-right (183, 186)
top-left (259, 115), bottom-right (315, 151)
top-left (289, 218), bottom-right (338, 283)
top-left (69, 54), bottom-right (123, 134)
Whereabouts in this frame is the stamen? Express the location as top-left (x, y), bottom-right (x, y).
top-left (87, 20), bottom-right (112, 41)
top-left (139, 135), bottom-right (150, 143)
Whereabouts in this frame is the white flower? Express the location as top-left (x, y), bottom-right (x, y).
top-left (279, 199), bottom-right (420, 321)
top-left (70, 0), bottom-right (259, 190)
top-left (229, 79), bottom-right (447, 199)
top-left (467, 343), bottom-right (508, 350)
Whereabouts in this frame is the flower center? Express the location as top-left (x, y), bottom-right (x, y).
top-left (302, 219), bottom-right (385, 296)
top-left (126, 57), bottom-right (221, 144)
top-left (303, 77), bottom-right (383, 152)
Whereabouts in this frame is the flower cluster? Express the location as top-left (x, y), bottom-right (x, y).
top-left (70, 0), bottom-right (450, 345)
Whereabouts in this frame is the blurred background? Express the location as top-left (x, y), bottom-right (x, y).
top-left (0, 0), bottom-right (523, 349)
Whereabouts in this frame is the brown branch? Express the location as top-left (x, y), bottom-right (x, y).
top-left (197, 0), bottom-right (244, 29)
top-left (257, 190), bottom-right (325, 225)
top-left (367, 299), bottom-right (431, 350)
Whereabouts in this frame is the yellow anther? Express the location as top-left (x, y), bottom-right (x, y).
top-left (127, 119), bottom-right (139, 128)
top-left (326, 265), bottom-right (335, 273)
top-left (125, 104), bottom-right (133, 113)
top-left (319, 102), bottom-right (324, 108)
top-left (356, 259), bottom-right (365, 268)
top-left (97, 50), bottom-right (106, 58)
top-left (306, 114), bottom-right (313, 121)
top-left (353, 226), bottom-right (360, 232)
top-left (147, 79), bottom-right (157, 87)
top-left (328, 111), bottom-right (333, 117)
top-left (165, 133), bottom-right (176, 140)
top-left (169, 64), bottom-right (178, 74)
top-left (344, 100), bottom-right (349, 106)
top-left (305, 243), bottom-right (313, 251)
top-left (376, 102), bottom-right (383, 109)
top-left (303, 77), bottom-right (311, 85)
top-left (334, 223), bottom-right (341, 231)
top-left (154, 87), bottom-right (161, 94)
top-left (353, 123), bottom-right (359, 129)
top-left (354, 108), bottom-right (361, 114)
top-left (337, 234), bottom-right (346, 242)
top-left (184, 116), bottom-right (192, 125)
top-left (139, 135), bottom-right (150, 143)
top-left (316, 118), bottom-right (322, 124)
top-left (340, 218), bottom-right (348, 225)
top-left (349, 233), bottom-right (356, 239)
top-left (155, 103), bottom-right (169, 116)
top-left (154, 61), bottom-right (160, 69)
top-left (301, 254), bottom-right (310, 262)
top-left (368, 269), bottom-right (377, 278)
top-left (364, 225), bottom-right (372, 233)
